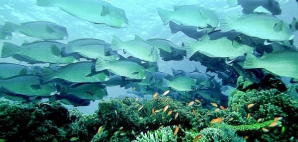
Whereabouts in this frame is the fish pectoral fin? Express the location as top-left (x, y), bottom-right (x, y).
top-left (30, 84), bottom-right (41, 90)
top-left (273, 21), bottom-right (283, 32)
top-left (132, 71), bottom-right (139, 75)
top-left (101, 5), bottom-right (110, 16)
top-left (51, 45), bottom-right (61, 56)
top-left (46, 25), bottom-right (54, 33)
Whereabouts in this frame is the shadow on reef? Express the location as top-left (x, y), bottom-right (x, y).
top-left (0, 75), bottom-right (298, 141)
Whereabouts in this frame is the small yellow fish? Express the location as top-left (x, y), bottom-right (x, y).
top-left (174, 112), bottom-right (179, 119)
top-left (155, 109), bottom-right (162, 113)
top-left (269, 121), bottom-right (278, 127)
top-left (137, 105), bottom-right (143, 111)
top-left (210, 118), bottom-right (223, 124)
top-left (193, 134), bottom-right (201, 141)
top-left (167, 110), bottom-right (173, 115)
top-left (274, 117), bottom-right (283, 122)
top-left (152, 108), bottom-right (155, 115)
top-left (192, 110), bottom-right (196, 116)
top-left (210, 102), bottom-right (218, 107)
top-left (188, 101), bottom-right (194, 106)
top-left (163, 105), bottom-right (169, 112)
top-left (244, 136), bottom-right (249, 140)
top-left (220, 106), bottom-right (225, 110)
top-left (132, 87), bottom-right (136, 91)
top-left (97, 126), bottom-right (102, 134)
top-left (162, 90), bottom-right (170, 96)
top-left (247, 103), bottom-right (255, 109)
top-left (246, 113), bottom-right (250, 119)
top-left (152, 92), bottom-right (158, 98)
top-left (135, 97), bottom-right (139, 102)
top-left (262, 127), bottom-right (269, 132)
top-left (214, 108), bottom-right (220, 112)
top-left (173, 125), bottom-right (180, 136)
top-left (228, 118), bottom-right (233, 121)
top-left (257, 118), bottom-right (262, 122)
top-left (195, 99), bottom-right (201, 103)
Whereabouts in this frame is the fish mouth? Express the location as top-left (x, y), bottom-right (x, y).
top-left (289, 34), bottom-right (295, 40)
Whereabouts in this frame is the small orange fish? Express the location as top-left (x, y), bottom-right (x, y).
top-left (167, 110), bottom-right (172, 115)
top-left (152, 92), bottom-right (158, 98)
top-left (137, 105), bottom-right (143, 111)
top-left (152, 108), bottom-right (155, 115)
top-left (262, 127), bottom-right (269, 132)
top-left (174, 112), bottom-right (179, 119)
top-left (193, 134), bottom-right (201, 141)
top-left (188, 101), bottom-right (194, 106)
top-left (163, 105), bottom-right (169, 112)
top-left (173, 125), bottom-right (180, 136)
top-left (97, 126), bottom-right (102, 134)
top-left (274, 117), bottom-right (283, 122)
top-left (220, 106), bottom-right (225, 110)
top-left (246, 113), bottom-right (250, 119)
top-left (257, 118), bottom-right (262, 122)
top-left (195, 99), bottom-right (201, 103)
top-left (162, 90), bottom-right (170, 96)
top-left (247, 103), bottom-right (255, 109)
top-left (210, 118), bottom-right (223, 124)
top-left (244, 136), bottom-right (249, 140)
top-left (269, 121), bottom-right (278, 127)
top-left (210, 102), bottom-right (218, 107)
top-left (192, 110), bottom-right (196, 116)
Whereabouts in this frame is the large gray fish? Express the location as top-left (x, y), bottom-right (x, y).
top-left (0, 25), bottom-right (12, 40)
top-left (185, 35), bottom-right (253, 58)
top-left (162, 76), bottom-right (197, 92)
top-left (157, 5), bottom-right (219, 28)
top-left (2, 21), bottom-right (67, 40)
top-left (0, 75), bottom-right (56, 97)
top-left (111, 36), bottom-right (159, 62)
top-left (227, 0), bottom-right (282, 15)
top-left (0, 63), bottom-right (33, 79)
top-left (0, 41), bottom-right (76, 64)
top-left (59, 83), bottom-right (107, 100)
top-left (221, 14), bottom-right (294, 41)
top-left (45, 61), bottom-right (109, 83)
top-left (241, 52), bottom-right (298, 79)
top-left (36, 0), bottom-right (128, 28)
top-left (96, 58), bottom-right (146, 79)
top-left (65, 38), bottom-right (118, 60)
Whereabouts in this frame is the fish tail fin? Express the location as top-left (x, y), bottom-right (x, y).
top-left (220, 15), bottom-right (236, 32)
top-left (184, 41), bottom-right (197, 58)
top-left (36, 0), bottom-right (55, 6)
top-left (95, 58), bottom-right (108, 71)
top-left (242, 53), bottom-right (261, 69)
top-left (169, 21), bottom-right (179, 33)
top-left (227, 0), bottom-right (239, 7)
top-left (111, 36), bottom-right (123, 50)
top-left (2, 22), bottom-right (18, 33)
top-left (157, 8), bottom-right (172, 25)
top-left (290, 17), bottom-right (298, 32)
top-left (162, 78), bottom-right (170, 88)
top-left (0, 42), bottom-right (20, 58)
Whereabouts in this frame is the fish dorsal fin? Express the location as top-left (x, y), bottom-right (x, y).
top-left (101, 5), bottom-right (110, 16)
top-left (253, 6), bottom-right (271, 14)
top-left (199, 8), bottom-right (209, 20)
top-left (46, 25), bottom-right (54, 33)
top-left (199, 35), bottom-right (210, 41)
top-left (173, 5), bottom-right (183, 10)
top-left (274, 21), bottom-right (283, 32)
top-left (135, 35), bottom-right (145, 42)
top-left (51, 45), bottom-right (61, 56)
top-left (18, 68), bottom-right (27, 75)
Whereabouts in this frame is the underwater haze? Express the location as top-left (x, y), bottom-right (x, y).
top-left (1, 0), bottom-right (298, 141)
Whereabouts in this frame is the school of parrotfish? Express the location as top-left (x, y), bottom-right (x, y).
top-left (0, 0), bottom-right (297, 106)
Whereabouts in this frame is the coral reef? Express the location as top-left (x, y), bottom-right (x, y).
top-left (0, 79), bottom-right (297, 141)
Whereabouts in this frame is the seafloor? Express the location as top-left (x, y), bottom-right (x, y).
top-left (0, 75), bottom-right (297, 142)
